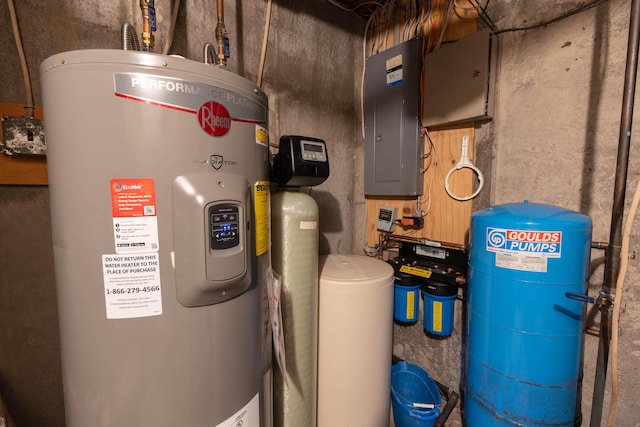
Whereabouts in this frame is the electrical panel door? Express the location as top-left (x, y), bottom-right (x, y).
top-left (364, 38), bottom-right (423, 196)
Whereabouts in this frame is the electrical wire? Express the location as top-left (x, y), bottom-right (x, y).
top-left (453, 0), bottom-right (477, 12)
top-left (360, 12), bottom-right (376, 139)
top-left (6, 0), bottom-right (34, 117)
top-left (326, 0), bottom-right (384, 13)
top-left (433, 0), bottom-right (455, 51)
top-left (162, 0), bottom-right (181, 55)
top-left (453, 0), bottom-right (483, 22)
top-left (494, 0), bottom-right (607, 35)
top-left (605, 175), bottom-right (640, 426)
top-left (424, 0), bottom-right (446, 52)
top-left (420, 128), bottom-right (438, 217)
top-left (257, 0), bottom-right (273, 87)
top-left (468, 0), bottom-right (495, 31)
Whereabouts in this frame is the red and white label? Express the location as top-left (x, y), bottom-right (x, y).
top-left (110, 178), bottom-right (159, 254)
top-left (198, 101), bottom-right (231, 137)
top-left (487, 227), bottom-right (563, 272)
top-left (505, 230), bottom-right (562, 243)
top-left (111, 178), bottom-right (157, 218)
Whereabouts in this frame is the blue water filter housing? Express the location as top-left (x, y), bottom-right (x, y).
top-left (393, 272), bottom-right (421, 324)
top-left (422, 280), bottom-right (457, 337)
top-left (465, 201), bottom-right (591, 426)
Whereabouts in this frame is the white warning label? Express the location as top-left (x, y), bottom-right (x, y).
top-left (386, 54), bottom-right (403, 87)
top-left (495, 252), bottom-right (548, 273)
top-left (102, 253), bottom-right (162, 319)
top-left (214, 393), bottom-right (260, 427)
top-left (113, 217), bottom-right (159, 254)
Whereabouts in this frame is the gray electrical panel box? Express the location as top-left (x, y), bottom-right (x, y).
top-left (423, 29), bottom-right (496, 127)
top-left (364, 38), bottom-right (423, 196)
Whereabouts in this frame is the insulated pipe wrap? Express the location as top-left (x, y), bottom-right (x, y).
top-left (271, 191), bottom-right (319, 427)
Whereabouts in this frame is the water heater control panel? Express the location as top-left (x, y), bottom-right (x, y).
top-left (173, 173), bottom-right (251, 307)
top-left (209, 204), bottom-right (240, 250)
top-left (204, 200), bottom-right (246, 289)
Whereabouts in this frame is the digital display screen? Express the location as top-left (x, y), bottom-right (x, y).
top-left (303, 143), bottom-right (324, 153)
top-left (379, 209), bottom-right (392, 221)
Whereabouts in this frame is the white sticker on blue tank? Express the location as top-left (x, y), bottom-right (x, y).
top-left (487, 228), bottom-right (562, 272)
top-left (487, 228), bottom-right (562, 257)
top-left (494, 252), bottom-right (548, 272)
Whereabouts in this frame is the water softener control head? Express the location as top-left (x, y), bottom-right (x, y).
top-left (271, 135), bottom-right (330, 187)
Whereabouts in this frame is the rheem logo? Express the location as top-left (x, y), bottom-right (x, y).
top-left (197, 101), bottom-right (231, 137)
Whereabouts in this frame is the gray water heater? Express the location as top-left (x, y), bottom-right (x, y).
top-left (40, 50), bottom-right (272, 427)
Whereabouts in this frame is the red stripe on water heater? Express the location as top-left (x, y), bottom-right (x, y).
top-left (115, 92), bottom-right (196, 114)
top-left (114, 92), bottom-right (267, 126)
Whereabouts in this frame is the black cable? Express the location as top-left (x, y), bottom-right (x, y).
top-left (494, 0), bottom-right (608, 35)
top-left (469, 0), bottom-right (496, 31)
top-left (483, 0), bottom-right (495, 28)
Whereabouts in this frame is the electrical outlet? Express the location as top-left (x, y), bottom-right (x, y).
top-left (401, 216), bottom-right (424, 229)
top-left (1, 116), bottom-right (46, 156)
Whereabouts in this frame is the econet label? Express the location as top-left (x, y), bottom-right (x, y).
top-left (487, 227), bottom-right (562, 257)
top-left (110, 178), bottom-right (159, 254)
top-left (197, 101), bottom-right (231, 137)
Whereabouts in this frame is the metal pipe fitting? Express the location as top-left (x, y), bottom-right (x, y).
top-left (203, 43), bottom-right (215, 64)
top-left (215, 0), bottom-right (229, 65)
top-left (139, 0), bottom-right (155, 51)
top-left (121, 23), bottom-right (141, 51)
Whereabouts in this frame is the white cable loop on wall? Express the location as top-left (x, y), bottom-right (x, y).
top-left (444, 135), bottom-right (484, 201)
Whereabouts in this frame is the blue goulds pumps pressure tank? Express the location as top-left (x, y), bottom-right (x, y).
top-left (465, 201), bottom-right (591, 426)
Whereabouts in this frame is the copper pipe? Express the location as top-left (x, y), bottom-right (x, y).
top-left (591, 0), bottom-right (640, 424)
top-left (214, 0), bottom-right (228, 65)
top-left (217, 0), bottom-right (224, 22)
top-left (140, 0), bottom-right (154, 51)
top-left (591, 241), bottom-right (609, 250)
top-left (379, 232), bottom-right (466, 251)
top-left (586, 327), bottom-right (601, 338)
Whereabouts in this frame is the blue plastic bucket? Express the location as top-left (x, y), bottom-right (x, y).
top-left (391, 362), bottom-right (441, 427)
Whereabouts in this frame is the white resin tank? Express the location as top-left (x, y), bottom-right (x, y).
top-left (317, 254), bottom-right (394, 427)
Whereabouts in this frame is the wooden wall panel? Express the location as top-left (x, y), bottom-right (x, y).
top-left (366, 125), bottom-right (476, 246)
